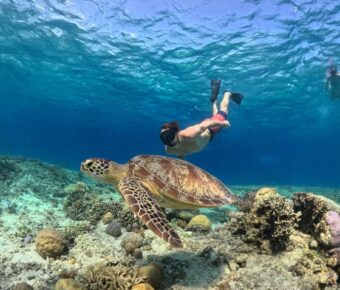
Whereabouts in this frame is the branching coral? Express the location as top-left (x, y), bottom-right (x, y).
top-left (232, 188), bottom-right (299, 252)
top-left (293, 192), bottom-right (329, 234)
top-left (82, 262), bottom-right (144, 290)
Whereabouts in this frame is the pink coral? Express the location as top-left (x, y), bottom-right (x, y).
top-left (324, 211), bottom-right (340, 248)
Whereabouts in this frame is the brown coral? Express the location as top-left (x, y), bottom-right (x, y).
top-left (293, 192), bottom-right (329, 234)
top-left (35, 228), bottom-right (65, 259)
top-left (232, 187), bottom-right (299, 252)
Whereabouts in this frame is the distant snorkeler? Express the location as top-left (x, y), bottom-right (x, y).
top-left (326, 65), bottom-right (340, 100)
top-left (160, 80), bottom-right (244, 159)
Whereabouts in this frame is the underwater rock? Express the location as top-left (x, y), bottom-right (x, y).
top-left (106, 221), bottom-right (122, 237)
top-left (102, 212), bottom-right (114, 224)
top-left (137, 263), bottom-right (162, 289)
top-left (13, 282), bottom-right (34, 290)
top-left (55, 278), bottom-right (85, 290)
top-left (231, 187), bottom-right (299, 253)
top-left (35, 228), bottom-right (65, 259)
top-left (187, 214), bottom-right (212, 232)
top-left (132, 283), bottom-right (154, 290)
top-left (81, 262), bottom-right (144, 290)
top-left (121, 232), bottom-right (144, 256)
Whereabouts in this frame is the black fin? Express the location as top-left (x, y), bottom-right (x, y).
top-left (229, 92), bottom-right (244, 105)
top-left (210, 79), bottom-right (221, 103)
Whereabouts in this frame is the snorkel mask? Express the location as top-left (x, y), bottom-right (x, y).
top-left (160, 121), bottom-right (179, 147)
top-left (160, 128), bottom-right (177, 146)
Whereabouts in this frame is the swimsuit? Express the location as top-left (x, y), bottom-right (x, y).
top-left (208, 111), bottom-right (228, 140)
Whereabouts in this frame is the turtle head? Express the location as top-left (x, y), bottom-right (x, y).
top-left (81, 158), bottom-right (124, 185)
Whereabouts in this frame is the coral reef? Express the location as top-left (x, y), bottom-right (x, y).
top-left (61, 221), bottom-right (92, 243)
top-left (231, 187), bottom-right (299, 252)
top-left (293, 251), bottom-right (338, 287)
top-left (80, 262), bottom-right (144, 290)
top-left (186, 214), bottom-right (212, 232)
top-left (293, 192), bottom-right (330, 234)
top-left (2, 156), bottom-right (340, 290)
top-left (35, 228), bottom-right (65, 259)
top-left (63, 182), bottom-right (141, 227)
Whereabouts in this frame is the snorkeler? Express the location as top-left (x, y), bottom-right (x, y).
top-left (326, 65), bottom-right (340, 100)
top-left (160, 79), bottom-right (244, 159)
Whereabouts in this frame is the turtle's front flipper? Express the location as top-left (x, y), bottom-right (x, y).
top-left (118, 177), bottom-right (183, 248)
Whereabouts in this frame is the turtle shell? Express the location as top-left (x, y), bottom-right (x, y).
top-left (127, 155), bottom-right (235, 208)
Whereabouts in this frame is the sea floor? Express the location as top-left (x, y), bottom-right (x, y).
top-left (0, 156), bottom-right (339, 290)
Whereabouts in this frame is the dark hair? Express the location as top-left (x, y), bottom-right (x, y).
top-left (160, 121), bottom-right (179, 146)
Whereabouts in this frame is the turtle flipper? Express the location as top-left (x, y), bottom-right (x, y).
top-left (118, 177), bottom-right (183, 248)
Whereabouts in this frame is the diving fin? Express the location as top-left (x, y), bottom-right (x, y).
top-left (229, 92), bottom-right (244, 105)
top-left (210, 79), bottom-right (221, 103)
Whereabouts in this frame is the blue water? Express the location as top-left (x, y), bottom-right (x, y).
top-left (0, 0), bottom-right (340, 187)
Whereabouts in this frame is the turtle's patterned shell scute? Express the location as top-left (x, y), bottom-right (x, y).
top-left (127, 155), bottom-right (235, 207)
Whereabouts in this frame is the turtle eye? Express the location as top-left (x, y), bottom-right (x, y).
top-left (85, 160), bottom-right (93, 168)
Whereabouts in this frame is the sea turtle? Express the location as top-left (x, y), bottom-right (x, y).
top-left (80, 154), bottom-right (238, 248)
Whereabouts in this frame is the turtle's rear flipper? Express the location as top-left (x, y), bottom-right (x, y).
top-left (118, 177), bottom-right (183, 248)
top-left (229, 92), bottom-right (244, 105)
top-left (210, 79), bottom-right (221, 103)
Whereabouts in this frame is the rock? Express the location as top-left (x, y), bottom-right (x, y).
top-left (102, 212), bottom-right (114, 224)
top-left (138, 263), bottom-right (162, 289)
top-left (35, 228), bottom-right (65, 259)
top-left (13, 282), bottom-right (34, 290)
top-left (132, 283), bottom-right (155, 290)
top-left (55, 278), bottom-right (85, 290)
top-left (187, 214), bottom-right (212, 232)
top-left (106, 221), bottom-right (122, 237)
